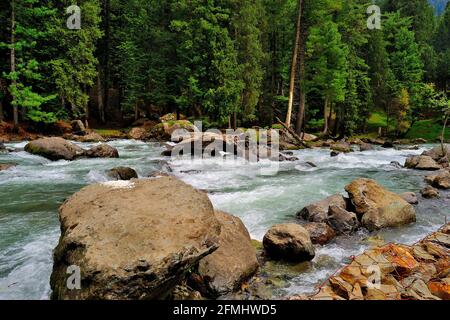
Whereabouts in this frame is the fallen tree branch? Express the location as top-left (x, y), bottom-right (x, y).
top-left (275, 117), bottom-right (310, 148)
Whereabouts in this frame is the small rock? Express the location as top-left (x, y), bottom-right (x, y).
top-left (400, 192), bottom-right (419, 205)
top-left (85, 144), bottom-right (119, 158)
top-left (331, 142), bottom-right (352, 153)
top-left (330, 151), bottom-right (340, 157)
top-left (360, 142), bottom-right (374, 152)
top-left (390, 161), bottom-right (403, 169)
top-left (303, 222), bottom-right (336, 245)
top-left (432, 171), bottom-right (450, 189)
top-left (297, 194), bottom-right (347, 223)
top-left (327, 205), bottom-right (359, 234)
top-left (128, 127), bottom-right (150, 140)
top-left (107, 167), bottom-right (138, 180)
top-left (0, 163), bottom-right (16, 171)
top-left (382, 141), bottom-right (394, 148)
top-left (263, 223), bottom-right (315, 262)
top-left (75, 132), bottom-right (106, 143)
top-left (71, 120), bottom-right (86, 134)
top-left (421, 186), bottom-right (440, 199)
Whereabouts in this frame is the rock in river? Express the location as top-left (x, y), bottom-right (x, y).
top-left (303, 222), bottom-right (336, 245)
top-left (85, 144), bottom-right (119, 158)
top-left (400, 192), bottom-right (419, 205)
top-left (327, 205), bottom-right (359, 234)
top-left (345, 178), bottom-right (416, 231)
top-left (25, 137), bottom-right (85, 161)
top-left (195, 211), bottom-right (258, 297)
top-left (263, 223), bottom-right (315, 262)
top-left (50, 177), bottom-right (221, 299)
top-left (421, 186), bottom-right (440, 199)
top-left (297, 194), bottom-right (347, 223)
top-left (107, 167), bottom-right (138, 181)
top-left (0, 163), bottom-right (16, 171)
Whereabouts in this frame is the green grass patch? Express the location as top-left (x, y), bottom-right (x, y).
top-left (94, 128), bottom-right (125, 138)
top-left (405, 120), bottom-right (450, 141)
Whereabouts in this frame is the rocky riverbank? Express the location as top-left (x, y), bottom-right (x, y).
top-left (287, 223), bottom-right (450, 300)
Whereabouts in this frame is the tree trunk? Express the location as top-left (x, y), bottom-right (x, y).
top-left (233, 111), bottom-right (237, 131)
top-left (441, 113), bottom-right (449, 157)
top-left (0, 100), bottom-right (3, 122)
top-left (11, 0), bottom-right (18, 126)
top-left (295, 1), bottom-right (306, 136)
top-left (323, 98), bottom-right (329, 135)
top-left (286, 0), bottom-right (303, 127)
top-left (97, 71), bottom-right (105, 123)
top-left (102, 0), bottom-right (111, 124)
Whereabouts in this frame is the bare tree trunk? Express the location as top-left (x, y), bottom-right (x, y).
top-left (233, 111), bottom-right (237, 131)
top-left (102, 0), bottom-right (111, 124)
top-left (97, 71), bottom-right (105, 123)
top-left (286, 0), bottom-right (303, 127)
top-left (441, 113), bottom-right (449, 157)
top-left (0, 100), bottom-right (3, 122)
top-left (322, 98), bottom-right (329, 135)
top-left (11, 0), bottom-right (18, 126)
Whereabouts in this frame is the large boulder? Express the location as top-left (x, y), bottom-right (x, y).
top-left (50, 177), bottom-right (221, 300)
top-left (303, 222), bottom-right (336, 245)
top-left (263, 223), bottom-right (315, 262)
top-left (345, 179), bottom-right (416, 231)
top-left (85, 144), bottom-right (119, 158)
top-left (25, 137), bottom-right (85, 161)
top-left (297, 194), bottom-right (347, 223)
top-left (196, 211), bottom-right (258, 297)
top-left (107, 167), bottom-right (138, 181)
top-left (327, 205), bottom-right (359, 234)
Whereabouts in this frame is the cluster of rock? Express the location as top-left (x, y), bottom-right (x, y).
top-left (297, 178), bottom-right (416, 244)
top-left (405, 145), bottom-right (449, 171)
top-left (24, 137), bottom-right (119, 161)
top-left (50, 177), bottom-right (258, 300)
top-left (421, 169), bottom-right (450, 199)
top-left (256, 178), bottom-right (416, 265)
top-left (288, 223), bottom-right (450, 300)
top-left (63, 120), bottom-right (108, 143)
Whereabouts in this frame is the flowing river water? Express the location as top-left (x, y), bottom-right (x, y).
top-left (0, 140), bottom-right (449, 299)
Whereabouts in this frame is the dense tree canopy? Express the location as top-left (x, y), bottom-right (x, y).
top-left (0, 0), bottom-right (448, 137)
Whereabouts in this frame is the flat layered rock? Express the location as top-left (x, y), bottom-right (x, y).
top-left (302, 224), bottom-right (450, 300)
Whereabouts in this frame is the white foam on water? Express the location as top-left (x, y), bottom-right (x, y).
top-left (0, 229), bottom-right (59, 300)
top-left (101, 180), bottom-right (135, 189)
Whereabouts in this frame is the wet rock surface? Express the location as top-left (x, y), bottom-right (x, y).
top-left (263, 224), bottom-right (315, 262)
top-left (294, 224), bottom-right (450, 300)
top-left (50, 177), bottom-right (222, 300)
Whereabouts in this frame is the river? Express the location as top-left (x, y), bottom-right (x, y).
top-left (0, 140), bottom-right (449, 299)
